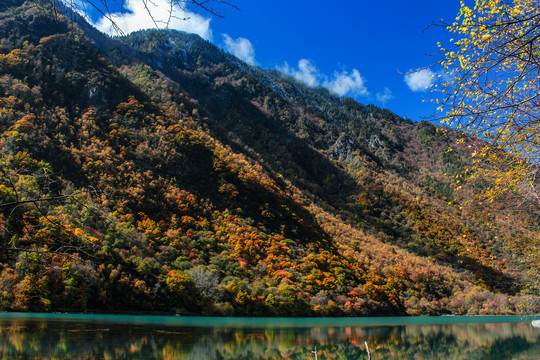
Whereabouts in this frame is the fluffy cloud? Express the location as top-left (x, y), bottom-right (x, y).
top-left (323, 69), bottom-right (368, 97)
top-left (404, 68), bottom-right (435, 92)
top-left (222, 34), bottom-right (257, 65)
top-left (92, 0), bottom-right (212, 39)
top-left (376, 87), bottom-right (394, 105)
top-left (279, 59), bottom-right (368, 97)
top-left (279, 59), bottom-right (321, 87)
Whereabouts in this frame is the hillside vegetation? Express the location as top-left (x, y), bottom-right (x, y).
top-left (0, 0), bottom-right (538, 315)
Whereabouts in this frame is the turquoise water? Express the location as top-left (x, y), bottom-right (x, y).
top-left (0, 313), bottom-right (538, 359)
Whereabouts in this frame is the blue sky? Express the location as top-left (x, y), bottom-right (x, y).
top-left (85, 0), bottom-right (463, 122)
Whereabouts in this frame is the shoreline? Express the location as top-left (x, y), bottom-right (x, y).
top-left (0, 311), bottom-right (539, 328)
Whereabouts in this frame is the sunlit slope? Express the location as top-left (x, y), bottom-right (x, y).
top-left (0, 0), bottom-right (537, 315)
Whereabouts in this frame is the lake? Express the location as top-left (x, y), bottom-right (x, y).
top-left (0, 313), bottom-right (538, 359)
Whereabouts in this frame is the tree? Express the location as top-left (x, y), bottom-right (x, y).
top-left (58, 0), bottom-right (237, 36)
top-left (435, 0), bottom-right (540, 298)
top-left (435, 0), bottom-right (540, 207)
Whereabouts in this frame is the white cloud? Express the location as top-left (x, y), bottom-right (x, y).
top-left (279, 59), bottom-right (369, 97)
top-left (323, 69), bottom-right (368, 97)
top-left (92, 0), bottom-right (212, 40)
top-left (376, 87), bottom-right (394, 105)
top-left (404, 68), bottom-right (435, 92)
top-left (279, 59), bottom-right (321, 87)
top-left (222, 34), bottom-right (257, 65)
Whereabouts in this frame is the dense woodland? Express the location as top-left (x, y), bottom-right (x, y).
top-left (0, 0), bottom-right (538, 316)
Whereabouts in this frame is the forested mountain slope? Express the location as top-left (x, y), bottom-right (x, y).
top-left (0, 0), bottom-right (538, 315)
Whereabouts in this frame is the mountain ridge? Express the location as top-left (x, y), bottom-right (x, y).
top-left (0, 0), bottom-right (537, 316)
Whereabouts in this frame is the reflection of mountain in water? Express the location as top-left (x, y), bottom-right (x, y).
top-left (0, 318), bottom-right (539, 359)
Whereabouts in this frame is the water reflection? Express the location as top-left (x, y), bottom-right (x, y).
top-left (0, 317), bottom-right (538, 359)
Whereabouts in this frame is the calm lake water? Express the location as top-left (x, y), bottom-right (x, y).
top-left (0, 313), bottom-right (538, 359)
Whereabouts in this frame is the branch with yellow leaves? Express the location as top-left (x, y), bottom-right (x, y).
top-left (433, 0), bottom-right (540, 207)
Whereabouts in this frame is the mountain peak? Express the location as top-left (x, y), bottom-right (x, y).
top-left (0, 0), bottom-right (538, 316)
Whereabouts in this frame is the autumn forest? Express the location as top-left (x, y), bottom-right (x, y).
top-left (0, 0), bottom-right (538, 316)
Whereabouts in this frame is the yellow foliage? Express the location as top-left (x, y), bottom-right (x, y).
top-left (436, 0), bottom-right (540, 205)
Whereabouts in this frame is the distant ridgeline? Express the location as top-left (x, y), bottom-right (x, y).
top-left (0, 0), bottom-right (538, 315)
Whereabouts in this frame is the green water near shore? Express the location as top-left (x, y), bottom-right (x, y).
top-left (0, 313), bottom-right (539, 359)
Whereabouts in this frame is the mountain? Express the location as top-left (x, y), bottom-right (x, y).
top-left (0, 0), bottom-right (538, 316)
